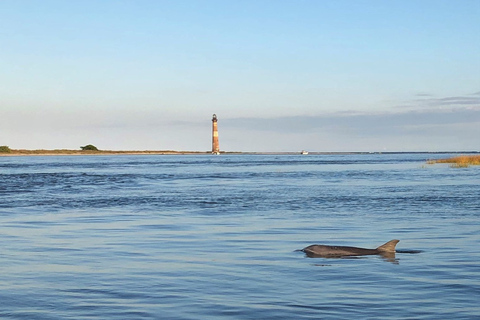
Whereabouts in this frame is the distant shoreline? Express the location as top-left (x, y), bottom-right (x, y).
top-left (0, 149), bottom-right (212, 156)
top-left (0, 149), bottom-right (478, 157)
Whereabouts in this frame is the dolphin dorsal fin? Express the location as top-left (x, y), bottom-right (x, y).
top-left (376, 239), bottom-right (400, 252)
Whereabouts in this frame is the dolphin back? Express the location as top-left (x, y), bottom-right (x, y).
top-left (376, 239), bottom-right (400, 253)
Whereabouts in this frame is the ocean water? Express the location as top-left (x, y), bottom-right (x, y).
top-left (0, 153), bottom-right (479, 319)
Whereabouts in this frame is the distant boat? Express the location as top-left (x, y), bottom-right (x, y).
top-left (301, 150), bottom-right (308, 155)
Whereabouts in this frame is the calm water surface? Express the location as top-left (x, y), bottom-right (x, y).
top-left (0, 154), bottom-right (479, 319)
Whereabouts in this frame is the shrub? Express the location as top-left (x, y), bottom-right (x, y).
top-left (0, 146), bottom-right (12, 153)
top-left (80, 144), bottom-right (99, 151)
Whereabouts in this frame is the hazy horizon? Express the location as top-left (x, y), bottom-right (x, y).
top-left (1, 1), bottom-right (479, 152)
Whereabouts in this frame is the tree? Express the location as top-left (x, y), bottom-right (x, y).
top-left (0, 146), bottom-right (12, 153)
top-left (80, 144), bottom-right (99, 151)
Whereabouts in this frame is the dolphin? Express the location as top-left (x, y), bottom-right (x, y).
top-left (300, 239), bottom-right (400, 258)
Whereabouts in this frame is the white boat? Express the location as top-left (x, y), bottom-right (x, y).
top-left (301, 150), bottom-right (308, 155)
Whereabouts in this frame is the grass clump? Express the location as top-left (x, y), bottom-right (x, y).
top-left (430, 155), bottom-right (480, 168)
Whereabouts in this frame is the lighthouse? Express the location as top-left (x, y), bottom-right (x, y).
top-left (212, 114), bottom-right (220, 154)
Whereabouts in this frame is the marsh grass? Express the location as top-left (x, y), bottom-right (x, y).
top-left (430, 155), bottom-right (480, 168)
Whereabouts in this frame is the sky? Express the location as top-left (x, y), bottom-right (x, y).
top-left (1, 0), bottom-right (479, 152)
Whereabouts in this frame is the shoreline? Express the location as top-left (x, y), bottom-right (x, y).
top-left (0, 150), bottom-right (212, 157)
top-left (0, 150), bottom-right (478, 157)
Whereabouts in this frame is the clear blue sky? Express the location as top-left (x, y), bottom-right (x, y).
top-left (1, 0), bottom-right (479, 152)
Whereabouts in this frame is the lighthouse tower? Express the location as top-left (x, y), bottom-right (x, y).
top-left (212, 114), bottom-right (220, 154)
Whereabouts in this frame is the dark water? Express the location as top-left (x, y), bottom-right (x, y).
top-left (0, 154), bottom-right (479, 319)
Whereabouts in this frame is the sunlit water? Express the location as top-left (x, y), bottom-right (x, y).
top-left (0, 154), bottom-right (479, 319)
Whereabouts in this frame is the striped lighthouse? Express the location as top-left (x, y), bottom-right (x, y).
top-left (212, 114), bottom-right (220, 154)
